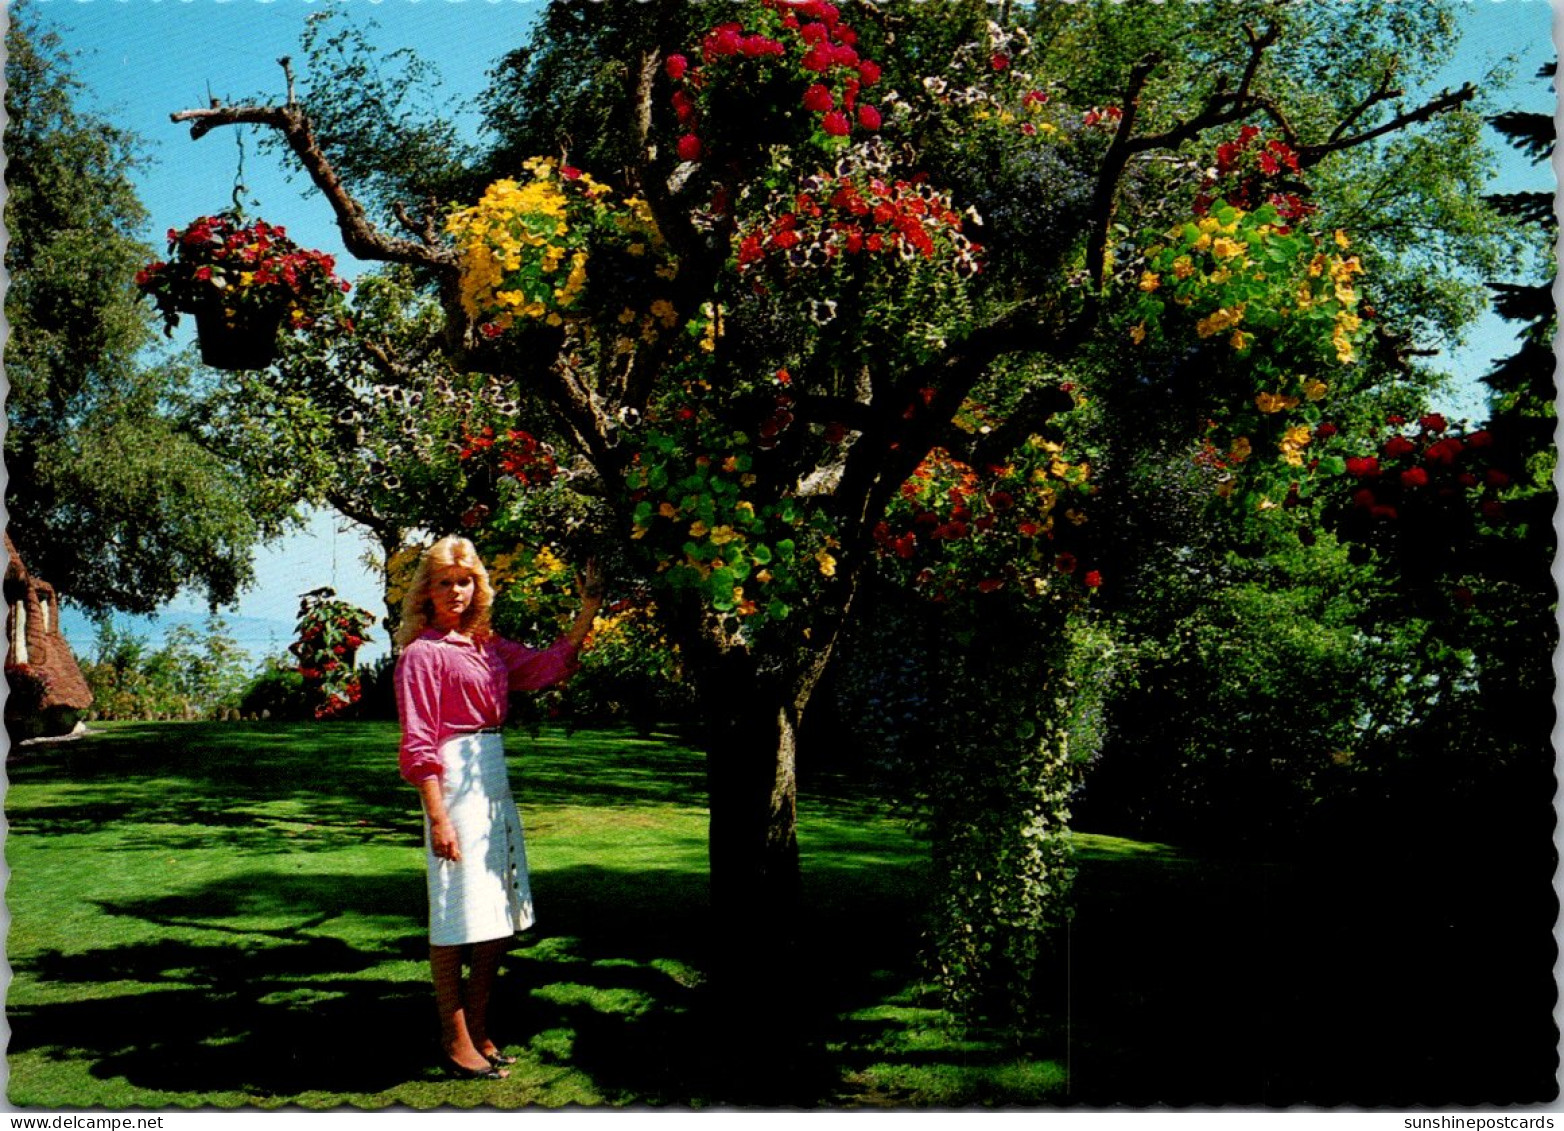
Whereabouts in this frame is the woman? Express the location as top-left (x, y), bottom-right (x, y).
top-left (394, 535), bottom-right (603, 1079)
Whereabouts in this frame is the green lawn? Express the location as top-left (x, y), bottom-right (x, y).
top-left (6, 721), bottom-right (1557, 1108)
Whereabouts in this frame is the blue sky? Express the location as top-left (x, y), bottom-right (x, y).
top-left (33, 0), bottom-right (1557, 665)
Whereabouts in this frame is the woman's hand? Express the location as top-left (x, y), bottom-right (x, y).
top-left (419, 778), bottom-right (461, 862)
top-left (430, 815), bottom-right (462, 862)
top-left (577, 557), bottom-right (606, 603)
top-left (567, 558), bottom-right (607, 649)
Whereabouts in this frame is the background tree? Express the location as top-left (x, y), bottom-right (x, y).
top-left (82, 615), bottom-right (253, 720)
top-left (3, 9), bottom-right (288, 615)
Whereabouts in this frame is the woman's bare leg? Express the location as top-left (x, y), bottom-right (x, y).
top-left (431, 943), bottom-right (505, 1074)
top-left (464, 937), bottom-right (510, 1061)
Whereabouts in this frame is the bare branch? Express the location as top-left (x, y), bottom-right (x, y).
top-left (1123, 25), bottom-right (1280, 156)
top-left (391, 198), bottom-right (442, 246)
top-left (1084, 51), bottom-right (1165, 292)
top-left (170, 100), bottom-right (457, 277)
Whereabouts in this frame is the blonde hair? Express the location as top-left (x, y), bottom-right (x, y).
top-left (394, 536), bottom-right (497, 648)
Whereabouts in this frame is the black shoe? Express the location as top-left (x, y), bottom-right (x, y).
top-left (445, 1059), bottom-right (508, 1080)
top-left (484, 1051), bottom-right (519, 1067)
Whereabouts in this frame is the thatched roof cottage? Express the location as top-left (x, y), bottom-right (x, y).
top-left (5, 532), bottom-right (94, 741)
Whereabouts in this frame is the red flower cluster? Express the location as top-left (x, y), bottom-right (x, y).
top-left (1344, 415), bottom-right (1506, 524)
top-left (136, 212), bottom-right (351, 337)
top-left (667, 0), bottom-right (882, 163)
top-left (1082, 106), bottom-right (1122, 130)
top-left (757, 385), bottom-right (797, 451)
top-left (1214, 126), bottom-right (1299, 178)
top-left (736, 172), bottom-right (981, 278)
top-left (1196, 126), bottom-right (1313, 225)
top-left (458, 426), bottom-right (559, 486)
top-left (873, 445), bottom-right (1098, 601)
top-left (290, 590), bottom-right (376, 721)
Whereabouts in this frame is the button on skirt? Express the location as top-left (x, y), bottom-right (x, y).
top-left (425, 731), bottom-right (535, 946)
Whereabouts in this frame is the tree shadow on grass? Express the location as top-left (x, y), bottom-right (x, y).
top-left (11, 851), bottom-right (973, 1107)
top-left (10, 868), bottom-right (437, 1098)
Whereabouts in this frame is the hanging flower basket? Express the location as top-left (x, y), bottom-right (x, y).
top-left (192, 302), bottom-right (286, 370)
top-left (135, 212), bottom-right (351, 371)
top-left (289, 586), bottom-right (377, 720)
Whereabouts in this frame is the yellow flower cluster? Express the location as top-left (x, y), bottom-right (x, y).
top-left (1196, 304), bottom-right (1245, 339)
top-left (1278, 422), bottom-right (1313, 467)
top-left (588, 601), bottom-right (672, 651)
top-left (1255, 391), bottom-right (1300, 414)
top-left (1305, 234), bottom-right (1366, 363)
top-left (384, 543), bottom-right (427, 610)
top-left (446, 158), bottom-right (630, 333)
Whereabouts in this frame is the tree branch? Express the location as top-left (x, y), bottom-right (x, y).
top-left (967, 383), bottom-right (1076, 470)
top-left (1296, 83), bottom-right (1477, 167)
top-left (1084, 51), bottom-right (1164, 293)
top-left (171, 101), bottom-right (455, 275)
top-left (1083, 24), bottom-right (1474, 293)
top-left (1326, 69), bottom-right (1401, 145)
top-left (391, 198), bottom-right (443, 246)
top-left (1086, 28), bottom-right (1282, 289)
top-left (627, 48), bottom-right (659, 194)
top-left (833, 302), bottom-right (1053, 553)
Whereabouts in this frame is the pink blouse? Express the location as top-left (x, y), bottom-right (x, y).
top-left (395, 628), bottom-right (580, 785)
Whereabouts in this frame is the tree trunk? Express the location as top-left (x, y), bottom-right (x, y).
top-left (692, 655), bottom-right (821, 1093)
top-left (704, 675), bottom-right (803, 945)
top-left (678, 601), bottom-right (847, 972)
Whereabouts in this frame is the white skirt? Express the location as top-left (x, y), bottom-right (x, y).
top-left (424, 731), bottom-right (535, 946)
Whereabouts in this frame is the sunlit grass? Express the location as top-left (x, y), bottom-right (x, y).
top-left (4, 720), bottom-right (1027, 1109)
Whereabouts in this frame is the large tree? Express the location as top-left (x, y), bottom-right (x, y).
top-left (4, 9), bottom-right (286, 615)
top-left (164, 0), bottom-right (1508, 1004)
